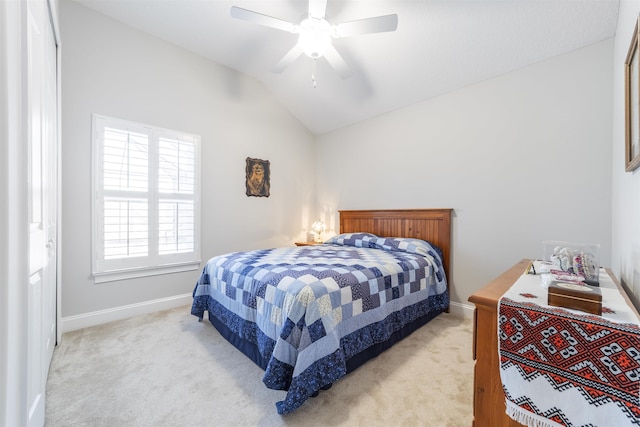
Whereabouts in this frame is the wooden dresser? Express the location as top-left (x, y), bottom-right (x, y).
top-left (469, 259), bottom-right (640, 427)
top-left (468, 259), bottom-right (530, 427)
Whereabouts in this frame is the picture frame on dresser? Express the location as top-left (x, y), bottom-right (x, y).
top-left (625, 15), bottom-right (640, 172)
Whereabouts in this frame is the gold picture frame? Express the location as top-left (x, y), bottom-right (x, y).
top-left (625, 17), bottom-right (640, 172)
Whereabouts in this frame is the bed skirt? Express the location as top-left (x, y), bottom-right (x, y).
top-left (193, 292), bottom-right (448, 413)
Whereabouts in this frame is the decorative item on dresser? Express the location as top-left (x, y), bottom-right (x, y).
top-left (469, 259), bottom-right (640, 427)
top-left (547, 280), bottom-right (602, 314)
top-left (191, 208), bottom-right (452, 414)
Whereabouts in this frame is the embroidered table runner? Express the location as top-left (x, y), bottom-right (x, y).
top-left (498, 269), bottom-right (640, 427)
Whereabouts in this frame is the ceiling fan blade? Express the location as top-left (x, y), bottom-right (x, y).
top-left (230, 6), bottom-right (297, 33)
top-left (308, 0), bottom-right (327, 19)
top-left (272, 45), bottom-right (303, 73)
top-left (323, 46), bottom-right (352, 79)
top-left (335, 14), bottom-right (398, 38)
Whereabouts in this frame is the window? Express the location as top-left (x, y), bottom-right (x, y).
top-left (92, 115), bottom-right (201, 283)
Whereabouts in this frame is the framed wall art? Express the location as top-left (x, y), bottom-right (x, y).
top-left (625, 16), bottom-right (640, 172)
top-left (245, 157), bottom-right (270, 197)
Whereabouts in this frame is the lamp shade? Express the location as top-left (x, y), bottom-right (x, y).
top-left (311, 220), bottom-right (326, 234)
top-left (311, 220), bottom-right (326, 242)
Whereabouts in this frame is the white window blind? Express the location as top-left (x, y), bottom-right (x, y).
top-left (92, 115), bottom-right (201, 282)
top-left (157, 134), bottom-right (196, 256)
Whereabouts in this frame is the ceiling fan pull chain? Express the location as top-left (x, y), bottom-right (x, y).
top-left (311, 58), bottom-right (317, 88)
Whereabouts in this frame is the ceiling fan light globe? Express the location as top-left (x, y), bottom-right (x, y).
top-left (298, 17), bottom-right (332, 58)
top-left (298, 34), bottom-right (330, 58)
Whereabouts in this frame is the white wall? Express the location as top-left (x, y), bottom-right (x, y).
top-left (60, 0), bottom-right (316, 320)
top-left (316, 40), bottom-right (613, 309)
top-left (60, 0), bottom-right (625, 322)
top-left (613, 0), bottom-right (640, 304)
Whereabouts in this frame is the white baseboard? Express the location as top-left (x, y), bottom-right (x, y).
top-left (61, 293), bottom-right (192, 334)
top-left (448, 300), bottom-right (475, 320)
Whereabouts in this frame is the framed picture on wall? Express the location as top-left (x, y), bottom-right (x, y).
top-left (245, 157), bottom-right (270, 197)
top-left (625, 16), bottom-right (640, 172)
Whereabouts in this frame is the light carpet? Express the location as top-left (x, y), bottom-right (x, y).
top-left (45, 305), bottom-right (474, 426)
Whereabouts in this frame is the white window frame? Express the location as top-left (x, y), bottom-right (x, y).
top-left (91, 114), bottom-right (201, 283)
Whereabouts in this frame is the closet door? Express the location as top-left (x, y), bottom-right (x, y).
top-left (26, 0), bottom-right (58, 425)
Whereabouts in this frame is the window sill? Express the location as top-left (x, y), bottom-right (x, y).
top-left (93, 261), bottom-right (201, 284)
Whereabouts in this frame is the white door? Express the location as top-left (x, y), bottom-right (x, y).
top-left (26, 0), bottom-right (58, 425)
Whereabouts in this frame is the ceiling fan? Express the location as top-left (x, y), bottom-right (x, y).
top-left (230, 0), bottom-right (398, 85)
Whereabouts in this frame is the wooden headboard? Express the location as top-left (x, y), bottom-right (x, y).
top-left (339, 209), bottom-right (453, 282)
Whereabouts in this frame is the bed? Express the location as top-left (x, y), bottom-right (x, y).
top-left (191, 208), bottom-right (452, 414)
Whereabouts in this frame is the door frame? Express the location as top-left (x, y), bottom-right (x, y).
top-left (1, 2), bottom-right (30, 424)
top-left (0, 0), bottom-right (61, 425)
top-left (50, 0), bottom-right (62, 348)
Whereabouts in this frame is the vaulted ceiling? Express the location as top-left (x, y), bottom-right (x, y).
top-left (74, 0), bottom-right (619, 135)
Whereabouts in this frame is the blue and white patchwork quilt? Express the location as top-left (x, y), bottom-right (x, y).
top-left (191, 233), bottom-right (448, 414)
